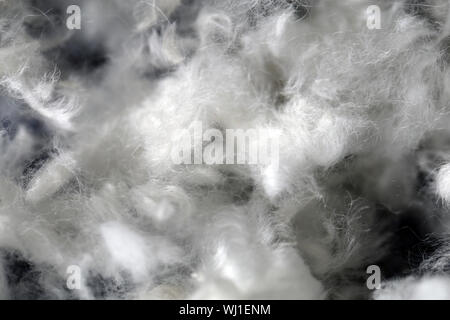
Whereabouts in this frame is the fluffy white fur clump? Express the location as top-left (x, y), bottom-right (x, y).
top-left (436, 163), bottom-right (450, 203)
top-left (374, 276), bottom-right (450, 299)
top-left (1, 0), bottom-right (450, 299)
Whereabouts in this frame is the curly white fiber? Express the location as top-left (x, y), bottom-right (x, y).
top-left (1, 0), bottom-right (450, 299)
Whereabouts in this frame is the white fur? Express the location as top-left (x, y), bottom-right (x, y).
top-left (1, 0), bottom-right (450, 299)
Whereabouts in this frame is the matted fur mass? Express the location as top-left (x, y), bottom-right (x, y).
top-left (1, 0), bottom-right (450, 299)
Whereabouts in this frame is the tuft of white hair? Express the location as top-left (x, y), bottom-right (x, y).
top-left (1, 0), bottom-right (450, 299)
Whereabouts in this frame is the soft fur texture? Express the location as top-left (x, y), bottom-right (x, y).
top-left (1, 0), bottom-right (450, 299)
